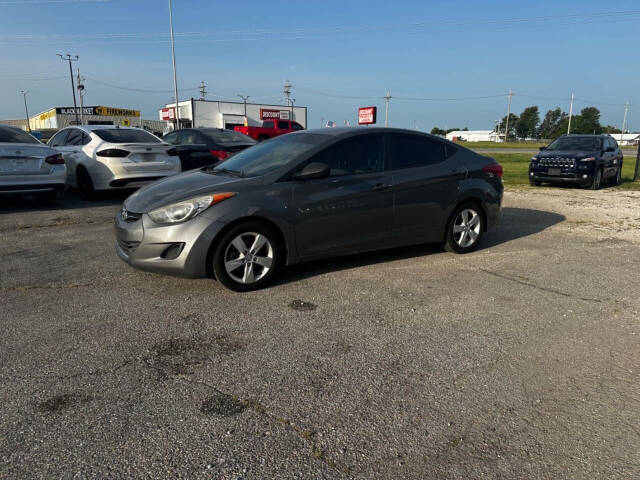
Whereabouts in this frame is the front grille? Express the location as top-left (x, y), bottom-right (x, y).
top-left (117, 239), bottom-right (140, 255)
top-left (537, 157), bottom-right (576, 168)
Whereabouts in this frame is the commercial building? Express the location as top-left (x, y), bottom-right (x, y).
top-left (160, 99), bottom-right (307, 131)
top-left (1, 105), bottom-right (165, 135)
top-left (609, 133), bottom-right (640, 146)
top-left (446, 130), bottom-right (502, 142)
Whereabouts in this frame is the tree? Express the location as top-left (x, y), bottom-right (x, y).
top-left (603, 125), bottom-right (622, 134)
top-left (499, 113), bottom-right (519, 139)
top-left (538, 108), bottom-right (567, 139)
top-left (572, 107), bottom-right (602, 134)
top-left (515, 106), bottom-right (539, 139)
top-left (430, 127), bottom-right (446, 136)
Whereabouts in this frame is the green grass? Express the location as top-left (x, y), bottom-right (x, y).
top-left (457, 141), bottom-right (547, 149)
top-left (488, 152), bottom-right (640, 190)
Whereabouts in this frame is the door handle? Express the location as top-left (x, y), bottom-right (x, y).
top-left (372, 183), bottom-right (392, 191)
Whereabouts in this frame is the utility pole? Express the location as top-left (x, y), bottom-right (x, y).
top-left (567, 92), bottom-right (575, 135)
top-left (57, 54), bottom-right (79, 125)
top-left (20, 90), bottom-right (30, 132)
top-left (77, 69), bottom-right (85, 126)
top-left (621, 101), bottom-right (630, 142)
top-left (168, 0), bottom-right (180, 129)
top-left (237, 94), bottom-right (250, 116)
top-left (283, 80), bottom-right (292, 106)
top-left (504, 89), bottom-right (513, 142)
top-left (384, 90), bottom-right (391, 127)
top-left (290, 98), bottom-right (295, 118)
top-left (198, 81), bottom-right (207, 101)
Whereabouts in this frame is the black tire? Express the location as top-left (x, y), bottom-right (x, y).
top-left (613, 166), bottom-right (622, 186)
top-left (444, 202), bottom-right (485, 254)
top-left (529, 180), bottom-right (541, 186)
top-left (35, 190), bottom-right (58, 203)
top-left (76, 166), bottom-right (96, 199)
top-left (212, 221), bottom-right (283, 291)
top-left (589, 167), bottom-right (602, 190)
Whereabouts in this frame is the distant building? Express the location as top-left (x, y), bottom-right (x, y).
top-left (609, 133), bottom-right (640, 146)
top-left (160, 99), bottom-right (307, 132)
top-left (446, 130), bottom-right (502, 142)
top-left (0, 105), bottom-right (165, 135)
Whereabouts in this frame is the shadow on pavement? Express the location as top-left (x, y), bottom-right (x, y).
top-left (0, 189), bottom-right (133, 214)
top-left (278, 207), bottom-right (565, 285)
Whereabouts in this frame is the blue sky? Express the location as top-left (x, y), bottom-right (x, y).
top-left (1, 0), bottom-right (638, 131)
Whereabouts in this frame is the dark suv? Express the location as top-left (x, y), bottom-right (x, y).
top-left (529, 135), bottom-right (623, 189)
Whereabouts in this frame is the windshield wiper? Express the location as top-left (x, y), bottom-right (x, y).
top-left (210, 168), bottom-right (244, 177)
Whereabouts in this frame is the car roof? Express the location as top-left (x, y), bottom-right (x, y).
top-left (297, 126), bottom-right (454, 142)
top-left (62, 125), bottom-right (143, 133)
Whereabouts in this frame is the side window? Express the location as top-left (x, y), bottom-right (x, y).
top-left (386, 134), bottom-right (446, 170)
top-left (277, 121), bottom-right (289, 130)
top-left (263, 121), bottom-right (275, 129)
top-left (291, 123), bottom-right (303, 131)
top-left (49, 129), bottom-right (69, 147)
top-left (66, 129), bottom-right (83, 146)
top-left (311, 134), bottom-right (383, 177)
top-left (163, 132), bottom-right (180, 145)
top-left (178, 130), bottom-right (202, 145)
top-left (609, 138), bottom-right (618, 150)
top-left (81, 133), bottom-right (91, 145)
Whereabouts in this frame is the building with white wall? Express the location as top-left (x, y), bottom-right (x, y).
top-left (160, 99), bottom-right (307, 132)
top-left (445, 130), bottom-right (502, 142)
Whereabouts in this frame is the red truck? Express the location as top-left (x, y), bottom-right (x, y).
top-left (234, 120), bottom-right (304, 141)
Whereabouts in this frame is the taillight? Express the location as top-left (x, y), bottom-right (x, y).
top-left (167, 148), bottom-right (179, 156)
top-left (210, 150), bottom-right (230, 160)
top-left (482, 164), bottom-right (503, 178)
top-left (96, 148), bottom-right (129, 157)
top-left (45, 153), bottom-right (65, 165)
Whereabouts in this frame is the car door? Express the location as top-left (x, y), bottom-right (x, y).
top-left (175, 130), bottom-right (215, 170)
top-left (276, 121), bottom-right (291, 136)
top-left (386, 133), bottom-right (465, 243)
top-left (609, 137), bottom-right (622, 175)
top-left (57, 128), bottom-right (90, 186)
top-left (292, 133), bottom-right (394, 258)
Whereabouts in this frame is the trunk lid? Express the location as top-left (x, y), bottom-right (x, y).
top-left (0, 143), bottom-right (56, 176)
top-left (114, 143), bottom-right (176, 172)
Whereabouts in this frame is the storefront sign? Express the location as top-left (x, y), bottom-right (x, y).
top-left (358, 106), bottom-right (377, 125)
top-left (160, 107), bottom-right (176, 120)
top-left (260, 109), bottom-right (289, 120)
top-left (55, 106), bottom-right (140, 117)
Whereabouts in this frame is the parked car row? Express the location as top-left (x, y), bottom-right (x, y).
top-left (0, 124), bottom-right (257, 201)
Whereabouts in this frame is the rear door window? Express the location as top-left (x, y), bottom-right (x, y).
top-left (310, 134), bottom-right (383, 177)
top-left (291, 123), bottom-right (303, 131)
top-left (162, 132), bottom-right (180, 145)
top-left (277, 121), bottom-right (289, 130)
top-left (386, 134), bottom-right (446, 170)
top-left (65, 129), bottom-right (83, 146)
top-left (263, 121), bottom-right (275, 129)
top-left (49, 129), bottom-right (70, 147)
top-left (178, 130), bottom-right (204, 145)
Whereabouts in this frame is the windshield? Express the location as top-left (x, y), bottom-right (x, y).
top-left (213, 133), bottom-right (326, 177)
top-left (547, 137), bottom-right (601, 151)
top-left (94, 128), bottom-right (161, 144)
top-left (0, 127), bottom-right (40, 144)
top-left (201, 129), bottom-right (256, 145)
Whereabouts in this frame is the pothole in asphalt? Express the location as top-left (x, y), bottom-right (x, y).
top-left (289, 300), bottom-right (317, 311)
top-left (200, 392), bottom-right (246, 417)
top-left (37, 393), bottom-right (93, 413)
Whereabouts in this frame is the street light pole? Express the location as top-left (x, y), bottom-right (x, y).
top-left (168, 0), bottom-right (180, 129)
top-left (237, 94), bottom-right (250, 116)
top-left (504, 89), bottom-right (513, 142)
top-left (57, 54), bottom-right (79, 125)
top-left (384, 90), bottom-right (391, 127)
top-left (567, 92), bottom-right (575, 134)
top-left (77, 69), bottom-right (85, 126)
top-left (20, 90), bottom-right (30, 132)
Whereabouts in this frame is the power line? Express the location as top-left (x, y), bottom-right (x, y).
top-left (83, 74), bottom-right (199, 93)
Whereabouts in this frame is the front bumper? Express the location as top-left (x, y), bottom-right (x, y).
top-left (114, 209), bottom-right (227, 278)
top-left (529, 166), bottom-right (593, 186)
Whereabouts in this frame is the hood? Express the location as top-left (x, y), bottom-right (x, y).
top-left (124, 169), bottom-right (263, 212)
top-left (536, 150), bottom-right (597, 159)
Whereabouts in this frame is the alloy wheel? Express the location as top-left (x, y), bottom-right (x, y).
top-left (452, 208), bottom-right (481, 248)
top-left (223, 232), bottom-right (274, 284)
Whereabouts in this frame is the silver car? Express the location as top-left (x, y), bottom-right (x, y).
top-left (0, 125), bottom-right (66, 202)
top-left (49, 125), bottom-right (181, 196)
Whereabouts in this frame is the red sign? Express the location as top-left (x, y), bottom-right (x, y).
top-left (260, 108), bottom-right (289, 120)
top-left (160, 107), bottom-right (175, 121)
top-left (358, 106), bottom-right (377, 125)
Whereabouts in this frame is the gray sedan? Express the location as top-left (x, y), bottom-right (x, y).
top-left (115, 128), bottom-right (503, 291)
top-left (0, 125), bottom-right (66, 202)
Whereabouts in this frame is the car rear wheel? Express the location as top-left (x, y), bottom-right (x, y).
top-left (212, 221), bottom-right (282, 291)
top-left (444, 203), bottom-right (485, 254)
top-left (77, 166), bottom-right (96, 199)
top-left (589, 167), bottom-right (602, 190)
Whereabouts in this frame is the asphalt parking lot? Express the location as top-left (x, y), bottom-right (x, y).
top-left (1, 188), bottom-right (639, 479)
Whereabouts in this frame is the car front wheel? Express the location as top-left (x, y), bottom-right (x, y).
top-left (589, 167), bottom-right (602, 190)
top-left (212, 221), bottom-right (282, 291)
top-left (444, 203), bottom-right (485, 254)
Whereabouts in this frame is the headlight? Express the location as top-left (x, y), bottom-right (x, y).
top-left (579, 157), bottom-right (596, 162)
top-left (530, 156), bottom-right (537, 162)
top-left (148, 193), bottom-right (236, 224)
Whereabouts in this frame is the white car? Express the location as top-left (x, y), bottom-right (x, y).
top-left (48, 125), bottom-right (181, 195)
top-left (0, 125), bottom-right (66, 202)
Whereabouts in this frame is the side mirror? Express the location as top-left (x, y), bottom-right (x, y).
top-left (539, 146), bottom-right (546, 151)
top-left (294, 162), bottom-right (330, 180)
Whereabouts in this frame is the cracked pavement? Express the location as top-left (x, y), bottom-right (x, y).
top-left (1, 189), bottom-right (639, 479)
